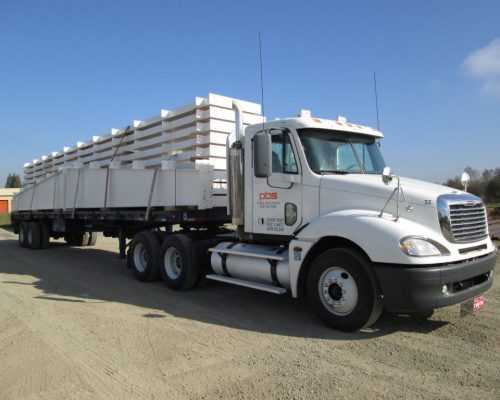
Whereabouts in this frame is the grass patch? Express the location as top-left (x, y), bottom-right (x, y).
top-left (0, 213), bottom-right (11, 226)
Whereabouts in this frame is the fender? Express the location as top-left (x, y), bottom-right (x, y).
top-left (287, 209), bottom-right (470, 298)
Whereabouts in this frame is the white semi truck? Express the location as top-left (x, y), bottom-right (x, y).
top-left (12, 93), bottom-right (496, 331)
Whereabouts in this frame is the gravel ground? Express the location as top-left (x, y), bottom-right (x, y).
top-left (0, 228), bottom-right (498, 400)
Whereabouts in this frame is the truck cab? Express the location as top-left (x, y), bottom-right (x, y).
top-left (244, 112), bottom-right (385, 238)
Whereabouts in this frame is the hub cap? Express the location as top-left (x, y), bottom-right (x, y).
top-left (133, 243), bottom-right (148, 273)
top-left (318, 267), bottom-right (358, 316)
top-left (164, 247), bottom-right (182, 279)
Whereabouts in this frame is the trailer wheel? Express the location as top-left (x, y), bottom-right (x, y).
top-left (27, 221), bottom-right (42, 250)
top-left (65, 232), bottom-right (89, 246)
top-left (127, 232), bottom-right (161, 282)
top-left (64, 233), bottom-right (76, 246)
top-left (307, 248), bottom-right (383, 332)
top-left (87, 232), bottom-right (97, 246)
top-left (79, 232), bottom-right (90, 246)
top-left (39, 222), bottom-right (50, 249)
top-left (18, 222), bottom-right (29, 248)
top-left (153, 230), bottom-right (166, 244)
top-left (160, 234), bottom-right (198, 291)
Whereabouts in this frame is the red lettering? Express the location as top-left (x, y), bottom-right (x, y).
top-left (259, 192), bottom-right (278, 200)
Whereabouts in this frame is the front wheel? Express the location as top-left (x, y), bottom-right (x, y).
top-left (307, 248), bottom-right (383, 332)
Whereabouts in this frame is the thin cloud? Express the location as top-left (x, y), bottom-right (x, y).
top-left (463, 38), bottom-right (500, 97)
top-left (463, 38), bottom-right (500, 77)
top-left (481, 80), bottom-right (500, 96)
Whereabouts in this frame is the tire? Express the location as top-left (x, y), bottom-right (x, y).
top-left (307, 248), bottom-right (383, 332)
top-left (159, 234), bottom-right (198, 290)
top-left (87, 232), bottom-right (97, 246)
top-left (64, 233), bottom-right (75, 246)
top-left (18, 222), bottom-right (29, 248)
top-left (65, 232), bottom-right (89, 246)
top-left (153, 230), bottom-right (167, 244)
top-left (27, 221), bottom-right (42, 250)
top-left (127, 231), bottom-right (161, 282)
top-left (79, 232), bottom-right (90, 246)
top-left (39, 222), bottom-right (50, 249)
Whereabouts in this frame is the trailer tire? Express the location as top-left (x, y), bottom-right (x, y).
top-left (307, 248), bottom-right (383, 332)
top-left (87, 232), bottom-right (97, 246)
top-left (27, 221), bottom-right (42, 250)
top-left (39, 222), bottom-right (50, 249)
top-left (160, 234), bottom-right (198, 291)
top-left (153, 230), bottom-right (167, 244)
top-left (79, 232), bottom-right (90, 246)
top-left (127, 232), bottom-right (161, 282)
top-left (19, 222), bottom-right (29, 248)
top-left (64, 233), bottom-right (76, 246)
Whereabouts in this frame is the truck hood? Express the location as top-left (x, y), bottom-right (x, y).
top-left (318, 174), bottom-right (479, 234)
top-left (320, 174), bottom-right (463, 208)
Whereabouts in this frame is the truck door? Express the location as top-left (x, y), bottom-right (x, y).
top-left (252, 129), bottom-right (302, 236)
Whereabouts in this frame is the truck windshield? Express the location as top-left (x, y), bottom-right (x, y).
top-left (297, 128), bottom-right (385, 174)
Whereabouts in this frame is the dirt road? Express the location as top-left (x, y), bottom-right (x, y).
top-left (0, 228), bottom-right (499, 400)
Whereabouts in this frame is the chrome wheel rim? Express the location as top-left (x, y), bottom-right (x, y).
top-left (19, 226), bottom-right (25, 243)
top-left (318, 267), bottom-right (358, 316)
top-left (133, 243), bottom-right (148, 273)
top-left (164, 247), bottom-right (182, 279)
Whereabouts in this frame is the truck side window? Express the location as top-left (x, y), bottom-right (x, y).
top-left (271, 132), bottom-right (298, 174)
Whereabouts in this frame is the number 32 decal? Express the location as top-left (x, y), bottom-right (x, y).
top-left (424, 200), bottom-right (431, 205)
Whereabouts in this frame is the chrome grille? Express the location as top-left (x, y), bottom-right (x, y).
top-left (437, 194), bottom-right (489, 244)
top-left (449, 203), bottom-right (488, 242)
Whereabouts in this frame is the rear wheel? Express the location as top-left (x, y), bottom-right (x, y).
top-left (39, 222), bottom-right (50, 249)
top-left (87, 232), bottom-right (97, 246)
top-left (127, 232), bottom-right (161, 282)
top-left (27, 221), bottom-right (42, 250)
top-left (18, 222), bottom-right (29, 248)
top-left (160, 234), bottom-right (198, 290)
top-left (307, 248), bottom-right (383, 332)
top-left (65, 232), bottom-right (89, 246)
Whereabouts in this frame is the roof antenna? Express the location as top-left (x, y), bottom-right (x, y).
top-left (373, 72), bottom-right (380, 131)
top-left (259, 32), bottom-right (265, 132)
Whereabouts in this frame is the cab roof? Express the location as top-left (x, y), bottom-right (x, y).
top-left (261, 111), bottom-right (384, 138)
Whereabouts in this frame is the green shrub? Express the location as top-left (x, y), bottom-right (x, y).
top-left (0, 213), bottom-right (11, 226)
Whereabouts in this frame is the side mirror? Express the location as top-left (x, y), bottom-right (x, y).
top-left (461, 172), bottom-right (470, 192)
top-left (382, 166), bottom-right (393, 185)
top-left (253, 131), bottom-right (272, 178)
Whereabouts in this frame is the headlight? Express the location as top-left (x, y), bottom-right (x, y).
top-left (400, 237), bottom-right (448, 257)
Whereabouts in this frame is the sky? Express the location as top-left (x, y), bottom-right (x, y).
top-left (0, 0), bottom-right (499, 187)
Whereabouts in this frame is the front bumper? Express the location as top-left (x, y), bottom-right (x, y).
top-left (374, 251), bottom-right (496, 312)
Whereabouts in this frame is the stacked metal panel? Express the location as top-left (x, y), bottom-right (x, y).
top-left (23, 93), bottom-right (263, 189)
top-left (13, 165), bottom-right (217, 211)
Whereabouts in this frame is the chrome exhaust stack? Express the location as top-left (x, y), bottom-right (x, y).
top-left (228, 101), bottom-right (244, 226)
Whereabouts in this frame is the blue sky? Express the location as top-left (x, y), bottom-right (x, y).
top-left (1, 0), bottom-right (499, 186)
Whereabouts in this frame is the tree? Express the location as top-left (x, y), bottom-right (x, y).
top-left (484, 178), bottom-right (500, 204)
top-left (5, 173), bottom-right (22, 188)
